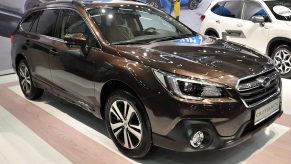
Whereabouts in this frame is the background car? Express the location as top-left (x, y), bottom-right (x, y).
top-left (200, 0), bottom-right (291, 78)
top-left (145, 0), bottom-right (202, 15)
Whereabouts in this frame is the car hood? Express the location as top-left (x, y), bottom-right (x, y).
top-left (114, 35), bottom-right (274, 86)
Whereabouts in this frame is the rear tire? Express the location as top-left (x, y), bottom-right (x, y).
top-left (105, 90), bottom-right (152, 158)
top-left (271, 45), bottom-right (291, 79)
top-left (17, 59), bottom-right (44, 100)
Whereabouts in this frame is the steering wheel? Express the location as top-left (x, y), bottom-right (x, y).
top-left (144, 27), bottom-right (157, 34)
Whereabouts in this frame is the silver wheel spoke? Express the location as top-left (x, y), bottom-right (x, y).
top-left (26, 79), bottom-right (31, 85)
top-left (112, 102), bottom-right (125, 122)
top-left (23, 81), bottom-right (27, 91)
top-left (25, 83), bottom-right (30, 92)
top-left (123, 129), bottom-right (129, 148)
top-left (24, 67), bottom-right (29, 77)
top-left (128, 127), bottom-right (142, 141)
top-left (127, 132), bottom-right (134, 149)
top-left (21, 79), bottom-right (26, 87)
top-left (20, 68), bottom-right (25, 78)
top-left (130, 124), bottom-right (142, 131)
top-left (126, 106), bottom-right (135, 121)
top-left (114, 128), bottom-right (122, 137)
top-left (111, 122), bottom-right (123, 131)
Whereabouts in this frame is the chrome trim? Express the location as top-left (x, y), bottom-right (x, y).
top-left (237, 70), bottom-right (278, 91)
top-left (242, 91), bottom-right (280, 108)
top-left (235, 68), bottom-right (280, 108)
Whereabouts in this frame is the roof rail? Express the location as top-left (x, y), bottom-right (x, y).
top-left (30, 0), bottom-right (84, 9)
top-left (30, 0), bottom-right (146, 10)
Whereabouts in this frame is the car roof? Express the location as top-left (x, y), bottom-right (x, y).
top-left (37, 0), bottom-right (146, 8)
top-left (24, 0), bottom-right (147, 16)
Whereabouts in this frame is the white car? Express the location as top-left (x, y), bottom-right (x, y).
top-left (200, 0), bottom-right (291, 78)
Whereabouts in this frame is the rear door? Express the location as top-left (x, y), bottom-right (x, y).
top-left (218, 0), bottom-right (245, 44)
top-left (21, 9), bottom-right (59, 83)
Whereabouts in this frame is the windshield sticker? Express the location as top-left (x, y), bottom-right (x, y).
top-left (273, 5), bottom-right (291, 17)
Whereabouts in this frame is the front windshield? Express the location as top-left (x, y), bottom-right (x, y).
top-left (265, 0), bottom-right (291, 21)
top-left (87, 5), bottom-right (194, 45)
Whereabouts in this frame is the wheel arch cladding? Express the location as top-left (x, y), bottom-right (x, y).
top-left (267, 37), bottom-right (291, 56)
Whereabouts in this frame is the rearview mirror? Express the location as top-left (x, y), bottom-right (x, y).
top-left (64, 33), bottom-right (86, 46)
top-left (251, 15), bottom-right (265, 24)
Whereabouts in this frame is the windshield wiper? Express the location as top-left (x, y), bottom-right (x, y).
top-left (112, 40), bottom-right (150, 45)
top-left (149, 34), bottom-right (195, 43)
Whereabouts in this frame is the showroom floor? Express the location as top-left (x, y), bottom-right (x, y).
top-left (0, 74), bottom-right (290, 164)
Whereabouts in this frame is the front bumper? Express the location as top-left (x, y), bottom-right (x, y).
top-left (152, 105), bottom-right (282, 152)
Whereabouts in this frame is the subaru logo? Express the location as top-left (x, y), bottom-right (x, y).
top-left (257, 77), bottom-right (271, 87)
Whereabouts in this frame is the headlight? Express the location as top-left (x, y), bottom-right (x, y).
top-left (153, 69), bottom-right (228, 100)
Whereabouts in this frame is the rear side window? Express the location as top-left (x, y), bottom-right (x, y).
top-left (221, 1), bottom-right (243, 19)
top-left (20, 12), bottom-right (38, 32)
top-left (211, 2), bottom-right (225, 15)
top-left (36, 10), bottom-right (59, 37)
top-left (243, 1), bottom-right (268, 21)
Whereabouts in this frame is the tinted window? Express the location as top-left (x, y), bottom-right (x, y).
top-left (221, 1), bottom-right (243, 19)
top-left (37, 10), bottom-right (59, 36)
top-left (211, 2), bottom-right (225, 15)
top-left (56, 10), bottom-right (97, 47)
top-left (20, 12), bottom-right (38, 32)
top-left (30, 11), bottom-right (40, 33)
top-left (244, 1), bottom-right (268, 21)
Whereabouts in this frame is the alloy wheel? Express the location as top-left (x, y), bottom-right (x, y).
top-left (274, 49), bottom-right (291, 75)
top-left (19, 62), bottom-right (32, 94)
top-left (109, 100), bottom-right (143, 149)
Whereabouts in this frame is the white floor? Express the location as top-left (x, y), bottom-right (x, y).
top-left (6, 77), bottom-right (291, 164)
top-left (0, 105), bottom-right (71, 164)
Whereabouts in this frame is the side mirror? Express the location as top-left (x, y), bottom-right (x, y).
top-left (251, 15), bottom-right (265, 24)
top-left (64, 33), bottom-right (86, 46)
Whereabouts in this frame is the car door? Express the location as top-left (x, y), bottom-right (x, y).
top-left (218, 0), bottom-right (244, 44)
top-left (49, 9), bottom-right (98, 110)
top-left (23, 9), bottom-right (59, 83)
top-left (238, 0), bottom-right (270, 54)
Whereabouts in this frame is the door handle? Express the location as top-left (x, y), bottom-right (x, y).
top-left (49, 49), bottom-right (59, 56)
top-left (216, 20), bottom-right (221, 24)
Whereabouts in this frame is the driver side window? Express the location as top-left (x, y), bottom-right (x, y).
top-left (56, 10), bottom-right (98, 48)
top-left (243, 1), bottom-right (270, 21)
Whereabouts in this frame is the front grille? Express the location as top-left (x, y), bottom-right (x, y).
top-left (237, 69), bottom-right (280, 108)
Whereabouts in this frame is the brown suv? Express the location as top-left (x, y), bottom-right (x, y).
top-left (11, 0), bottom-right (282, 158)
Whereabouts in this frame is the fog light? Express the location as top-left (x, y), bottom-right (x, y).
top-left (190, 131), bottom-right (204, 148)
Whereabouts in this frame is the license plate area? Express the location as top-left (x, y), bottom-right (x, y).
top-left (254, 98), bottom-right (280, 125)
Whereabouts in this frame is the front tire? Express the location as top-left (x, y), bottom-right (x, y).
top-left (105, 90), bottom-right (152, 158)
top-left (17, 59), bottom-right (44, 100)
top-left (271, 45), bottom-right (291, 79)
